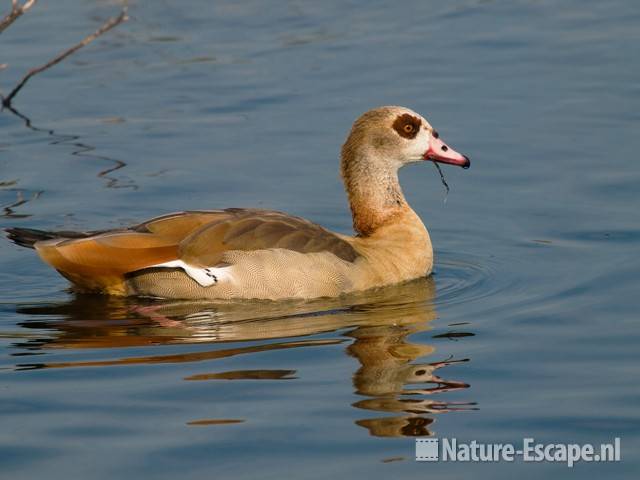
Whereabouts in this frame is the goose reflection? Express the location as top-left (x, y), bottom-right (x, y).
top-left (12, 277), bottom-right (475, 436)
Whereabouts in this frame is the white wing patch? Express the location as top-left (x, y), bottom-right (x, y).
top-left (150, 260), bottom-right (230, 287)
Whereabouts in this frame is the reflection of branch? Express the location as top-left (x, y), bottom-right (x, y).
top-left (5, 105), bottom-right (138, 190)
top-left (98, 160), bottom-right (129, 188)
top-left (1, 188), bottom-right (42, 218)
top-left (0, 0), bottom-right (37, 35)
top-left (2, 7), bottom-right (128, 107)
top-left (71, 141), bottom-right (137, 190)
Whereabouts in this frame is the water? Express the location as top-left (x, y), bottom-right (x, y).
top-left (1, 0), bottom-right (639, 478)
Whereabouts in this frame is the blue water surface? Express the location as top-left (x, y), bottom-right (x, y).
top-left (1, 1), bottom-right (639, 478)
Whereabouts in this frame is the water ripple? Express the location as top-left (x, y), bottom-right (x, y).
top-left (433, 251), bottom-right (522, 308)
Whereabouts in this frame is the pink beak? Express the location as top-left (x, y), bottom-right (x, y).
top-left (424, 132), bottom-right (470, 169)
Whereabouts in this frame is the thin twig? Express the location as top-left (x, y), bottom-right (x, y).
top-left (1, 7), bottom-right (128, 107)
top-left (0, 0), bottom-right (36, 34)
top-left (432, 161), bottom-right (450, 199)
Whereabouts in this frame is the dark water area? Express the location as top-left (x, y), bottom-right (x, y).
top-left (1, 1), bottom-right (639, 478)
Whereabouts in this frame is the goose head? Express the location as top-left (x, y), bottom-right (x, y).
top-left (341, 105), bottom-right (470, 172)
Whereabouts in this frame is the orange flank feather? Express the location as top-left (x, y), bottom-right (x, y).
top-left (36, 234), bottom-right (179, 294)
top-left (34, 211), bottom-right (223, 294)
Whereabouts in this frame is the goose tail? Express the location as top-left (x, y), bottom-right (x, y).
top-left (5, 227), bottom-right (89, 249)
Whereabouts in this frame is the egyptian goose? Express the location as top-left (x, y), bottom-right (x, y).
top-left (6, 106), bottom-right (470, 300)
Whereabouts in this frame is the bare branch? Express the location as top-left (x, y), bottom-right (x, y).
top-left (2, 7), bottom-right (128, 107)
top-left (0, 0), bottom-right (36, 34)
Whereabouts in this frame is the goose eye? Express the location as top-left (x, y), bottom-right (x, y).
top-left (392, 113), bottom-right (421, 139)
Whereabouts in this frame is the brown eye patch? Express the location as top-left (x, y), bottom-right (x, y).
top-left (392, 113), bottom-right (421, 139)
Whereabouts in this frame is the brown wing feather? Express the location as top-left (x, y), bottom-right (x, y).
top-left (179, 209), bottom-right (358, 265)
top-left (135, 211), bottom-right (228, 239)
